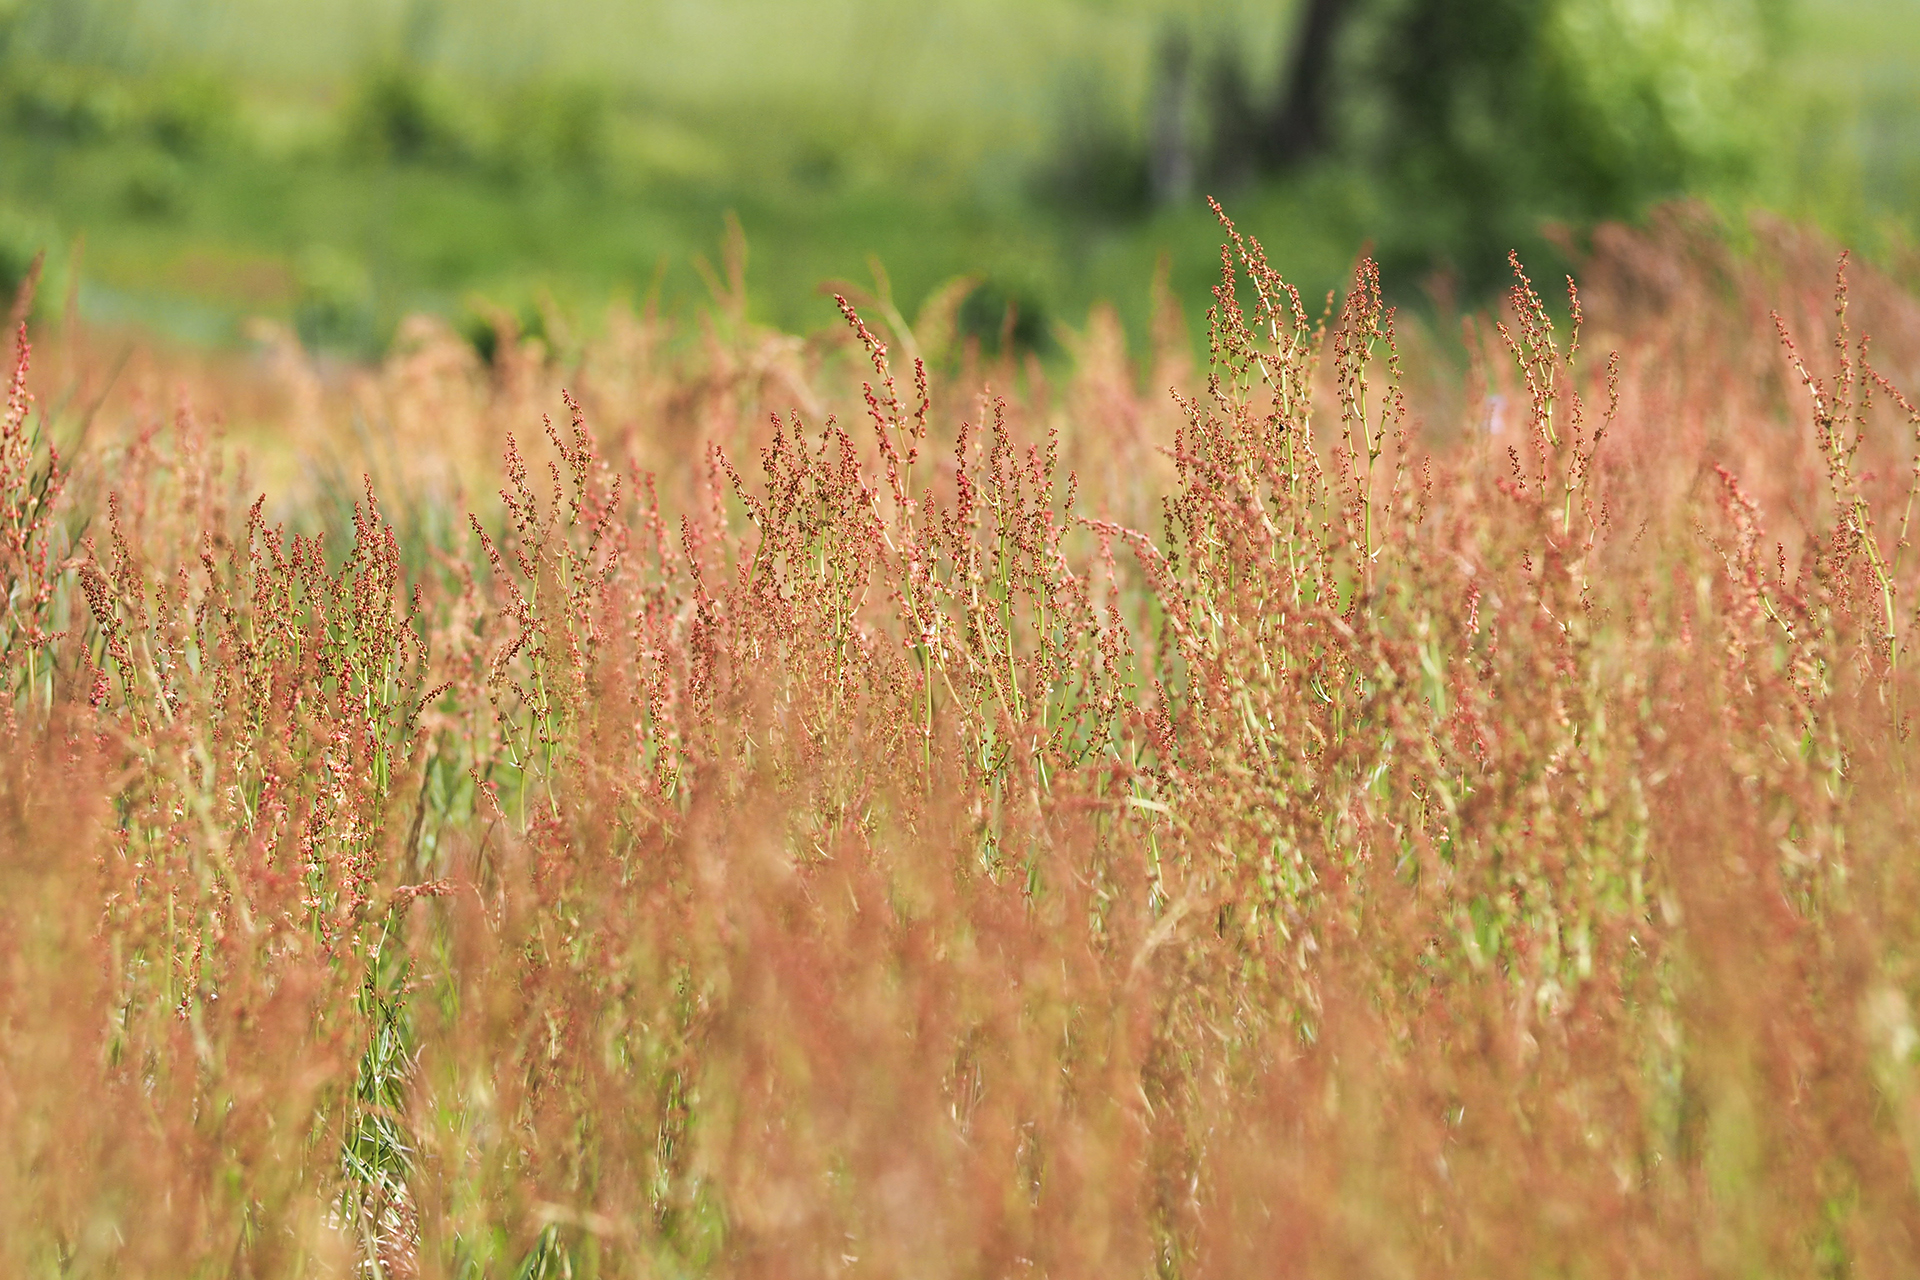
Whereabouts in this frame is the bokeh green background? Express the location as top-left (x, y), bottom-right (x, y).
top-left (0, 0), bottom-right (1914, 358)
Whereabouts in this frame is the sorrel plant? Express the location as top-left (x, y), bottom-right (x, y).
top-left (3, 205), bottom-right (1920, 1277)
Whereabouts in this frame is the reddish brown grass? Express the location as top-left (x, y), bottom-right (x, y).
top-left (4, 205), bottom-right (1920, 1277)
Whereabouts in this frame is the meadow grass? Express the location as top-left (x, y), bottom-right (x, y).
top-left (4, 203), bottom-right (1920, 1275)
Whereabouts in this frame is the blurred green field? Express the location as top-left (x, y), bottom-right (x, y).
top-left (0, 0), bottom-right (1915, 357)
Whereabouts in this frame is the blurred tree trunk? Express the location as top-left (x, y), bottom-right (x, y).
top-left (1149, 27), bottom-right (1196, 207)
top-left (1268, 0), bottom-right (1353, 167)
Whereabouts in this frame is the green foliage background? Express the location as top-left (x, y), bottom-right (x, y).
top-left (1349, 0), bottom-right (1789, 281)
top-left (0, 0), bottom-right (1912, 355)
